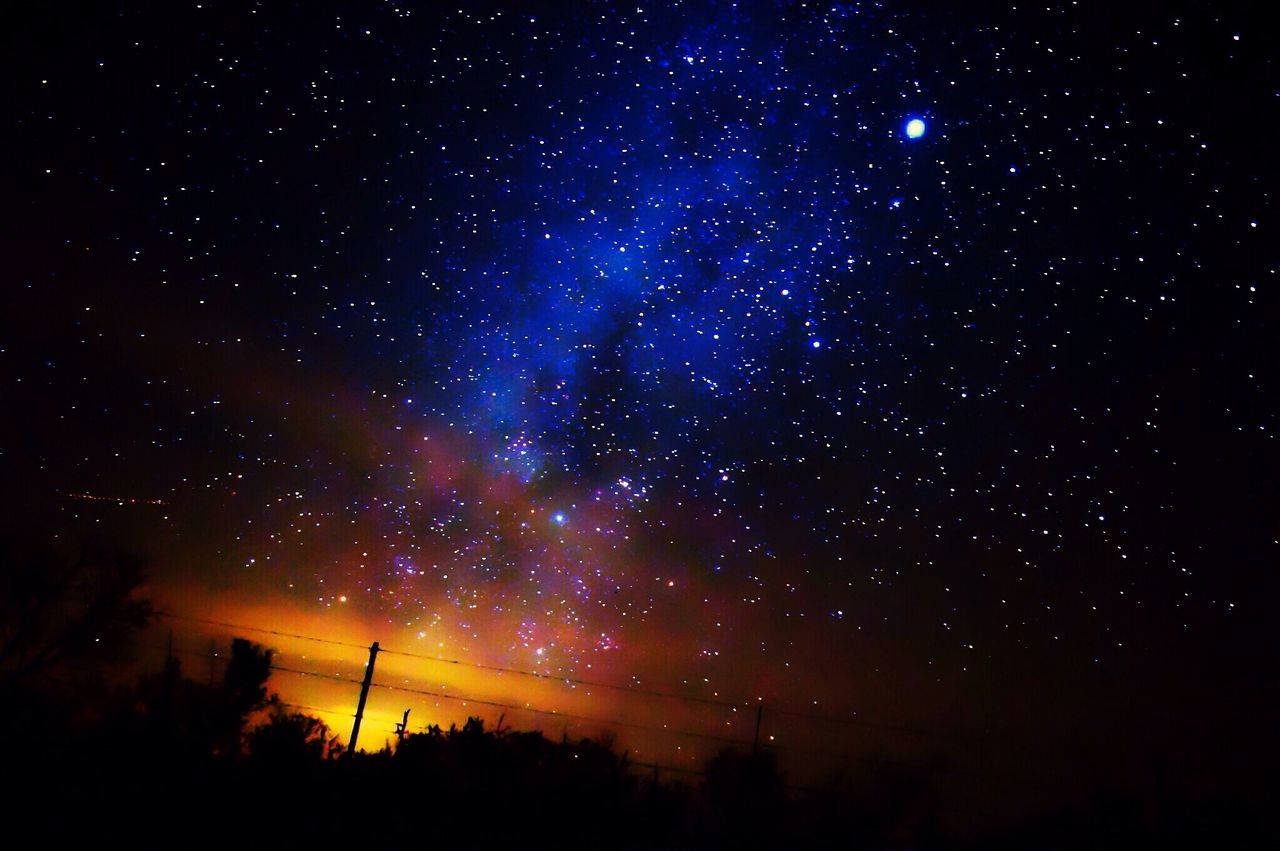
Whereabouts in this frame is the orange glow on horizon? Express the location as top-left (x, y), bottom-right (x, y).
top-left (143, 581), bottom-right (761, 767)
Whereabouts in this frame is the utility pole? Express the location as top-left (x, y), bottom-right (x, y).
top-left (348, 641), bottom-right (380, 755)
top-left (395, 708), bottom-right (411, 745)
top-left (753, 703), bottom-right (764, 755)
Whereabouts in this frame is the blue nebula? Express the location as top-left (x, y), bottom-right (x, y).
top-left (404, 14), bottom-right (955, 498)
top-left (904, 117), bottom-right (927, 139)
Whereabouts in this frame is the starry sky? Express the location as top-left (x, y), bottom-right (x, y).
top-left (5, 0), bottom-right (1276, 816)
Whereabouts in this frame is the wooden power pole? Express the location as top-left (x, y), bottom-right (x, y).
top-left (348, 641), bottom-right (380, 755)
top-left (753, 703), bottom-right (764, 755)
top-left (395, 708), bottom-right (411, 744)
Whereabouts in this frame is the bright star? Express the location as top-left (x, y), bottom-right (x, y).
top-left (904, 117), bottom-right (926, 139)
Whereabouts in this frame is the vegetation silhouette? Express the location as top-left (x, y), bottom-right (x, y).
top-left (2, 535), bottom-right (1272, 848)
top-left (0, 535), bottom-right (153, 692)
top-left (247, 703), bottom-right (344, 766)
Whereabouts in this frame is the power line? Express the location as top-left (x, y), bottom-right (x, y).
top-left (157, 645), bottom-right (747, 747)
top-left (270, 663), bottom-right (750, 747)
top-left (138, 639), bottom-right (951, 792)
top-left (159, 610), bottom-right (742, 710)
top-left (379, 645), bottom-right (744, 711)
top-left (157, 611), bottom-right (955, 740)
top-left (158, 644), bottom-right (746, 749)
top-left (157, 612), bottom-right (371, 652)
top-left (278, 701), bottom-right (356, 720)
top-left (271, 664), bottom-right (357, 685)
top-left (146, 640), bottom-right (944, 773)
top-left (140, 646), bottom-right (394, 726)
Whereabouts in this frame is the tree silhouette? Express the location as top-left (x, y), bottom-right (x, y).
top-left (223, 637), bottom-right (273, 717)
top-left (128, 635), bottom-right (276, 761)
top-left (247, 702), bottom-right (343, 765)
top-left (0, 535), bottom-right (153, 691)
top-left (216, 637), bottom-right (274, 757)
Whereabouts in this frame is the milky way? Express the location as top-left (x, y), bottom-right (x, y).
top-left (7, 1), bottom-right (1275, 778)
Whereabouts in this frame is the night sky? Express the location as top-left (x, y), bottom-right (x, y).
top-left (5, 0), bottom-right (1276, 820)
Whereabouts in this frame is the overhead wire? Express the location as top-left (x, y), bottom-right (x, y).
top-left (269, 663), bottom-right (751, 747)
top-left (143, 638), bottom-right (950, 773)
top-left (155, 610), bottom-right (950, 739)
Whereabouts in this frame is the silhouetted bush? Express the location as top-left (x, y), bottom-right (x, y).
top-left (247, 703), bottom-right (342, 766)
top-left (4, 610), bottom-right (1271, 850)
